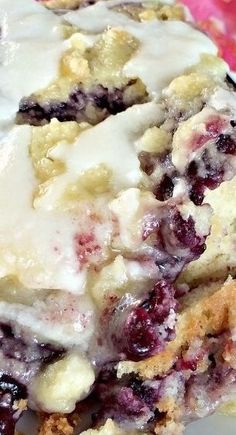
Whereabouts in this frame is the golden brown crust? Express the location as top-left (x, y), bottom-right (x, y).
top-left (38, 413), bottom-right (78, 435)
top-left (153, 398), bottom-right (184, 435)
top-left (37, 279), bottom-right (236, 434)
top-left (117, 279), bottom-right (236, 379)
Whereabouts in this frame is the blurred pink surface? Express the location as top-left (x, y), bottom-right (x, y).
top-left (180, 0), bottom-right (236, 71)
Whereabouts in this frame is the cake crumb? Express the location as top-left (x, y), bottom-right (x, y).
top-left (39, 413), bottom-right (76, 435)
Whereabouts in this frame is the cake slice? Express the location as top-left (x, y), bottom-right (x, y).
top-left (0, 1), bottom-right (236, 434)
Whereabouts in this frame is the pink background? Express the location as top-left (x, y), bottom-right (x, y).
top-left (180, 0), bottom-right (236, 71)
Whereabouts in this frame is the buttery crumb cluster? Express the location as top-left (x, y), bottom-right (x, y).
top-left (0, 1), bottom-right (236, 435)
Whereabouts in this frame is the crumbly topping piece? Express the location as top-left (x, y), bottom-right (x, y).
top-left (30, 353), bottom-right (95, 413)
top-left (39, 413), bottom-right (76, 435)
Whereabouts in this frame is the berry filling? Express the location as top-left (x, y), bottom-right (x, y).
top-left (17, 83), bottom-right (144, 126)
top-left (99, 199), bottom-right (210, 364)
top-left (90, 368), bottom-right (182, 431)
top-left (187, 150), bottom-right (225, 205)
top-left (154, 174), bottom-right (175, 202)
top-left (216, 133), bottom-right (236, 154)
top-left (188, 131), bottom-right (236, 203)
top-left (142, 207), bottom-right (208, 282)
top-left (89, 364), bottom-right (163, 431)
top-left (0, 323), bottom-right (63, 365)
top-left (85, 333), bottom-right (236, 432)
top-left (109, 281), bottom-right (177, 361)
top-left (144, 118), bottom-right (236, 206)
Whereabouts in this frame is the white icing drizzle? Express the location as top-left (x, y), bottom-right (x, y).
top-left (0, 102), bottom-right (162, 294)
top-left (0, 0), bottom-right (64, 129)
top-left (209, 87), bottom-right (236, 113)
top-left (0, 126), bottom-right (88, 293)
top-left (65, 0), bottom-right (217, 96)
top-left (35, 101), bottom-right (163, 210)
top-left (0, 292), bottom-right (95, 347)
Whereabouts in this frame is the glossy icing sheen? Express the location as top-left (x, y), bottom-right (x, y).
top-left (0, 126), bottom-right (87, 292)
top-left (65, 0), bottom-right (217, 96)
top-left (36, 102), bottom-right (163, 209)
top-left (0, 0), bottom-right (64, 129)
top-left (0, 103), bottom-right (162, 292)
